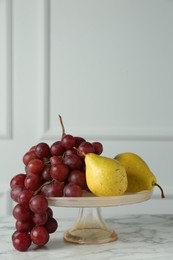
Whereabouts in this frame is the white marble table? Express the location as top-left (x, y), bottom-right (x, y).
top-left (0, 215), bottom-right (173, 260)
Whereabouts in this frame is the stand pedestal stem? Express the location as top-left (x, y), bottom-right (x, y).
top-left (64, 207), bottom-right (118, 244)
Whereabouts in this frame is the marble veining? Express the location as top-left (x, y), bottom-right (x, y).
top-left (0, 215), bottom-right (173, 260)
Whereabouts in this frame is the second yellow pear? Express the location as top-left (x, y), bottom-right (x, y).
top-left (114, 152), bottom-right (157, 193)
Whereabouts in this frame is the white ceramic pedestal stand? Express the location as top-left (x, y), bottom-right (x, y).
top-left (48, 190), bottom-right (152, 244)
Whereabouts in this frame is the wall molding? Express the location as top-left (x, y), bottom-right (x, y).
top-left (38, 0), bottom-right (50, 140)
top-left (0, 0), bottom-right (13, 139)
top-left (40, 126), bottom-right (173, 141)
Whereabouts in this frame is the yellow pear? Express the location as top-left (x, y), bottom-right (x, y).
top-left (85, 153), bottom-right (128, 196)
top-left (114, 152), bottom-right (165, 198)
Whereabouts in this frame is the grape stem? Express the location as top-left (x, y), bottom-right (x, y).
top-left (73, 147), bottom-right (86, 157)
top-left (33, 179), bottom-right (55, 196)
top-left (58, 114), bottom-right (65, 137)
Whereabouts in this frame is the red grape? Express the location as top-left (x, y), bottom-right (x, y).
top-left (32, 212), bottom-right (48, 225)
top-left (63, 154), bottom-right (83, 170)
top-left (10, 185), bottom-right (25, 203)
top-left (50, 155), bottom-right (62, 166)
top-left (31, 226), bottom-right (49, 246)
top-left (78, 141), bottom-right (95, 156)
top-left (18, 189), bottom-right (33, 204)
top-left (23, 151), bottom-right (38, 165)
top-left (10, 174), bottom-right (26, 189)
top-left (46, 207), bottom-right (53, 218)
top-left (50, 164), bottom-right (69, 182)
top-left (63, 183), bottom-right (82, 197)
top-left (24, 174), bottom-right (42, 191)
top-left (44, 217), bottom-right (58, 233)
top-left (64, 148), bottom-right (77, 156)
top-left (12, 230), bottom-right (20, 240)
top-left (61, 134), bottom-right (76, 149)
top-left (29, 195), bottom-right (48, 214)
top-left (75, 136), bottom-right (86, 146)
top-left (92, 142), bottom-right (103, 155)
top-left (41, 182), bottom-right (64, 197)
top-left (13, 204), bottom-right (32, 221)
top-left (50, 141), bottom-right (65, 156)
top-left (26, 159), bottom-right (44, 175)
top-left (12, 232), bottom-right (31, 251)
top-left (16, 220), bottom-right (34, 232)
top-left (42, 165), bottom-right (52, 181)
top-left (35, 142), bottom-right (50, 159)
top-left (68, 170), bottom-right (87, 190)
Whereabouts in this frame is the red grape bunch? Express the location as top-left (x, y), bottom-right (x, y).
top-left (10, 115), bottom-right (103, 251)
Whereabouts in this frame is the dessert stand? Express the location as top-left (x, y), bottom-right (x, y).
top-left (48, 190), bottom-right (152, 244)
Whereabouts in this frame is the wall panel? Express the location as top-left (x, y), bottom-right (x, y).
top-left (39, 0), bottom-right (173, 143)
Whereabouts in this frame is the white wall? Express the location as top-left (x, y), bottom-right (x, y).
top-left (0, 0), bottom-right (173, 217)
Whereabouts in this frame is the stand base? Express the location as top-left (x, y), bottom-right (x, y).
top-left (64, 229), bottom-right (117, 244)
top-left (63, 208), bottom-right (118, 244)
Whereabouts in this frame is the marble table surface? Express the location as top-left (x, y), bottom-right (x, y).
top-left (0, 214), bottom-right (173, 260)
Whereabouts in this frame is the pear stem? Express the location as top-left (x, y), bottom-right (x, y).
top-left (155, 183), bottom-right (165, 199)
top-left (58, 114), bottom-right (66, 137)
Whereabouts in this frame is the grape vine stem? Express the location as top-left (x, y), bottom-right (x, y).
top-left (33, 179), bottom-right (55, 196)
top-left (58, 114), bottom-right (65, 137)
top-left (73, 147), bottom-right (86, 157)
